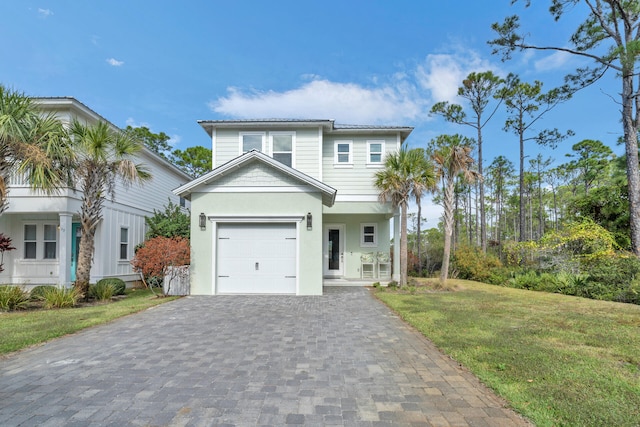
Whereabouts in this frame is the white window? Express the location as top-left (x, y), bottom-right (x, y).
top-left (361, 223), bottom-right (378, 247)
top-left (334, 141), bottom-right (353, 166)
top-left (43, 224), bottom-right (57, 259)
top-left (119, 228), bottom-right (129, 260)
top-left (271, 132), bottom-right (295, 167)
top-left (367, 140), bottom-right (385, 165)
top-left (240, 132), bottom-right (265, 154)
top-left (24, 224), bottom-right (37, 259)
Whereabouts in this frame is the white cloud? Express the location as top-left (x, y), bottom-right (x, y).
top-left (208, 48), bottom-right (501, 124)
top-left (210, 79), bottom-right (427, 125)
top-left (106, 58), bottom-right (124, 67)
top-left (168, 134), bottom-right (181, 148)
top-left (416, 51), bottom-right (500, 104)
top-left (125, 118), bottom-right (149, 128)
top-left (38, 8), bottom-right (53, 17)
top-left (534, 50), bottom-right (571, 72)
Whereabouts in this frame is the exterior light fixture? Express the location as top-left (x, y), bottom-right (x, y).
top-left (306, 212), bottom-right (312, 230)
top-left (199, 212), bottom-right (207, 230)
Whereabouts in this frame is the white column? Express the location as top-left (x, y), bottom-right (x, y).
top-left (58, 213), bottom-right (73, 287)
top-left (392, 211), bottom-right (400, 282)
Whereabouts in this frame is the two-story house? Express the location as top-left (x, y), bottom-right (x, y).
top-left (0, 97), bottom-right (192, 287)
top-left (174, 119), bottom-right (412, 295)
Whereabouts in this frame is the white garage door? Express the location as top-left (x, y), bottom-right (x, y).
top-left (216, 223), bottom-right (297, 294)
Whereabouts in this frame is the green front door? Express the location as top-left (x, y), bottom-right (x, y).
top-left (70, 223), bottom-right (81, 282)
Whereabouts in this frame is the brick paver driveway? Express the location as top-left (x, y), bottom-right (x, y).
top-left (0, 287), bottom-right (531, 426)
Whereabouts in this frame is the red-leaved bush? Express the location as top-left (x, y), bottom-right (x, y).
top-left (0, 233), bottom-right (16, 273)
top-left (131, 236), bottom-right (190, 281)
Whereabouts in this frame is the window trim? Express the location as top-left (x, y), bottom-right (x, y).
top-left (360, 223), bottom-right (378, 247)
top-left (239, 132), bottom-right (266, 155)
top-left (334, 140), bottom-right (353, 167)
top-left (119, 227), bottom-right (129, 261)
top-left (366, 140), bottom-right (385, 166)
top-left (269, 131), bottom-right (296, 168)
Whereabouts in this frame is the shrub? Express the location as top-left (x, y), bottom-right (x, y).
top-left (453, 245), bottom-right (502, 282)
top-left (145, 200), bottom-right (190, 239)
top-left (486, 266), bottom-right (520, 286)
top-left (507, 270), bottom-right (540, 290)
top-left (41, 286), bottom-right (80, 309)
top-left (89, 282), bottom-right (115, 301)
top-left (0, 285), bottom-right (29, 311)
top-left (95, 278), bottom-right (126, 295)
top-left (29, 285), bottom-right (55, 300)
top-left (131, 236), bottom-right (190, 289)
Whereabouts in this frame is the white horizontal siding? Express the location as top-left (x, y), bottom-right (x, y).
top-left (113, 150), bottom-right (191, 215)
top-left (293, 128), bottom-right (320, 179)
top-left (322, 135), bottom-right (398, 195)
top-left (212, 128), bottom-right (322, 178)
top-left (214, 129), bottom-right (242, 167)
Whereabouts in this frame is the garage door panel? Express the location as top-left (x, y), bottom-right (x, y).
top-left (217, 223), bottom-right (297, 294)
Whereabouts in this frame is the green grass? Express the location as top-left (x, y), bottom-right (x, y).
top-left (375, 280), bottom-right (640, 427)
top-left (0, 289), bottom-right (178, 355)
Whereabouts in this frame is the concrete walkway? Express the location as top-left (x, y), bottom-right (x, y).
top-left (0, 287), bottom-right (531, 426)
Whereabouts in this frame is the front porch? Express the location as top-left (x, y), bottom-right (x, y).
top-left (323, 278), bottom-right (393, 287)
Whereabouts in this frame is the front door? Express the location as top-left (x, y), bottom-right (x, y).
top-left (70, 223), bottom-right (81, 282)
top-left (323, 224), bottom-right (344, 277)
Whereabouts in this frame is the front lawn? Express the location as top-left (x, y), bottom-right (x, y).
top-left (0, 289), bottom-right (178, 355)
top-left (374, 279), bottom-right (640, 427)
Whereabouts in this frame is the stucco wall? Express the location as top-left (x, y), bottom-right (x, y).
top-left (189, 191), bottom-right (324, 295)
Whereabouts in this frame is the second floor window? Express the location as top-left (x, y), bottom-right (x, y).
top-left (241, 133), bottom-right (265, 153)
top-left (271, 133), bottom-right (294, 167)
top-left (367, 141), bottom-right (385, 165)
top-left (334, 141), bottom-right (353, 166)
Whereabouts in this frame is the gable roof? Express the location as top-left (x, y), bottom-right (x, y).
top-left (197, 119), bottom-right (413, 143)
top-left (173, 150), bottom-right (337, 206)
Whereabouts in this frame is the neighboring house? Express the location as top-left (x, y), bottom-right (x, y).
top-left (174, 119), bottom-right (413, 295)
top-left (0, 97), bottom-right (192, 287)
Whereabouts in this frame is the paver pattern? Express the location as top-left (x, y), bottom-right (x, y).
top-left (0, 287), bottom-right (532, 426)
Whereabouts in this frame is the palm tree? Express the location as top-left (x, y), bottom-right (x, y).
top-left (69, 120), bottom-right (151, 297)
top-left (374, 148), bottom-right (434, 286)
top-left (411, 149), bottom-right (437, 276)
top-left (0, 85), bottom-right (71, 214)
top-left (428, 134), bottom-right (479, 283)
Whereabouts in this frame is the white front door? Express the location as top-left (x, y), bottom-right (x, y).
top-left (323, 224), bottom-right (344, 277)
top-left (216, 223), bottom-right (297, 294)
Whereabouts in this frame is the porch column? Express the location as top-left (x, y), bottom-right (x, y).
top-left (392, 212), bottom-right (400, 282)
top-left (58, 212), bottom-right (73, 287)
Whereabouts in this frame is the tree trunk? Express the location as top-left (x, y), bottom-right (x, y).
top-left (478, 122), bottom-right (486, 252)
top-left (440, 179), bottom-right (455, 283)
top-left (400, 201), bottom-right (408, 286)
top-left (74, 174), bottom-right (104, 299)
top-left (622, 71), bottom-right (640, 255)
top-left (416, 200), bottom-right (422, 277)
top-left (75, 224), bottom-right (95, 298)
top-left (518, 128), bottom-right (526, 242)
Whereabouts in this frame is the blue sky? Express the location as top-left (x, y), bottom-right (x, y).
top-left (0, 1), bottom-right (625, 220)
